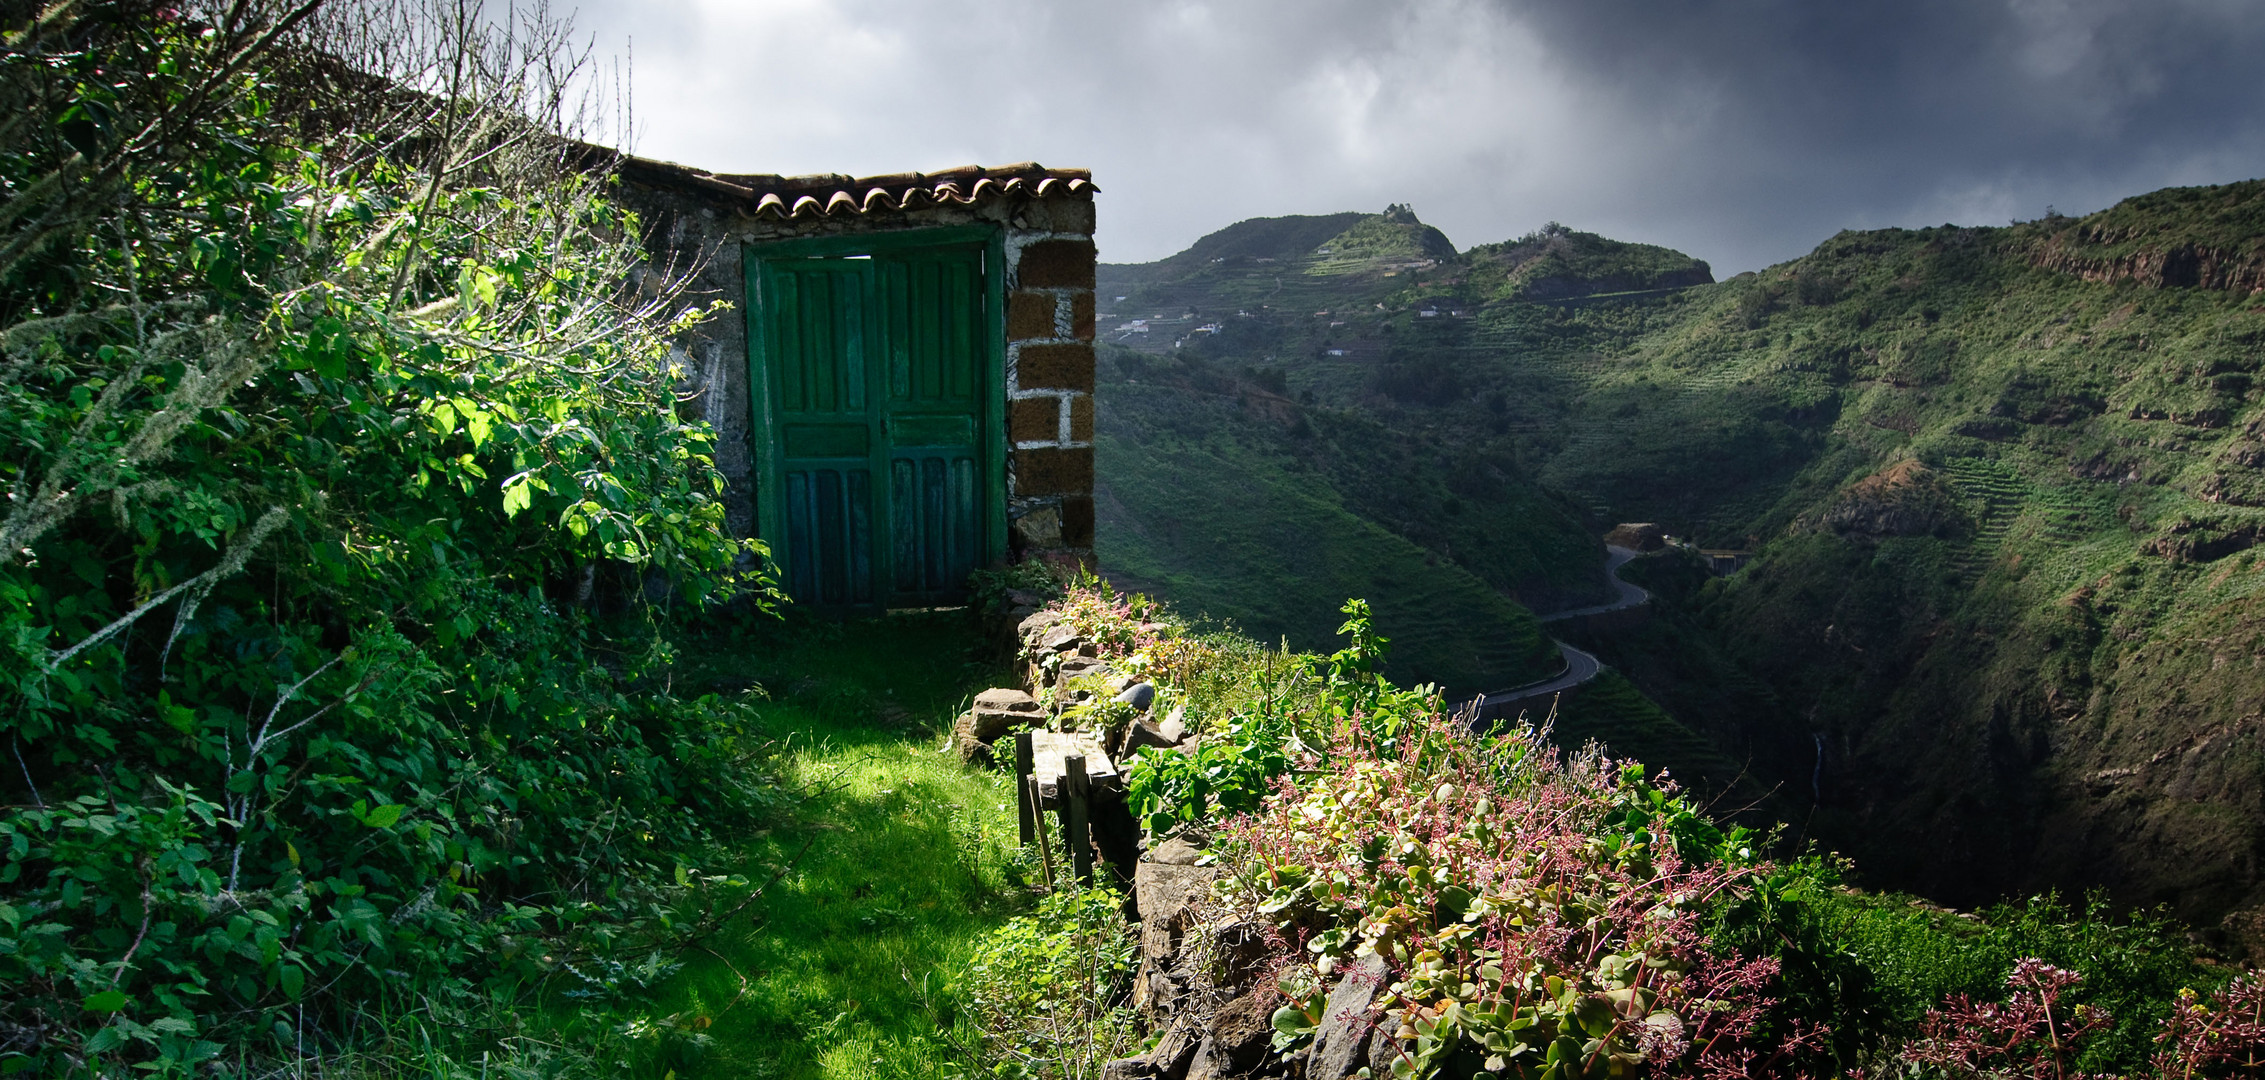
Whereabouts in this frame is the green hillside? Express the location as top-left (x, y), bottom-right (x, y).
top-left (1097, 185), bottom-right (2265, 954)
top-left (1094, 342), bottom-right (1568, 694)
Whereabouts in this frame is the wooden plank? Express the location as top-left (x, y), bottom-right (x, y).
top-left (1064, 755), bottom-right (1092, 884)
top-left (1030, 731), bottom-right (1114, 798)
top-left (1014, 731), bottom-right (1035, 846)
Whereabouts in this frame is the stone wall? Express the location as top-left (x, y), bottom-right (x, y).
top-left (608, 158), bottom-right (1098, 570)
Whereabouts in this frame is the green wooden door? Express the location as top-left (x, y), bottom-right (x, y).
top-left (749, 234), bottom-right (1000, 609)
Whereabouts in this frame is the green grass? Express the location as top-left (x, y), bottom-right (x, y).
top-left (615, 613), bottom-right (1027, 1080)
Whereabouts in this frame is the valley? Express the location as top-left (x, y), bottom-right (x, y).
top-left (1093, 182), bottom-right (2265, 955)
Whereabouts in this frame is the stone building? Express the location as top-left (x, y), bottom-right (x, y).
top-left (604, 156), bottom-right (1098, 609)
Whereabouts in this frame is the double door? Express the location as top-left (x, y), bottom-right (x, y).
top-left (748, 233), bottom-right (1003, 609)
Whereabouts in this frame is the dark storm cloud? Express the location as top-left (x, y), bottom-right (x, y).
top-left (571, 1), bottom-right (2265, 271)
top-left (1503, 0), bottom-right (2265, 265)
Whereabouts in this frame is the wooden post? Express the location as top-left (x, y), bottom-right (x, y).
top-left (1031, 774), bottom-right (1057, 891)
top-left (1064, 754), bottom-right (1092, 884)
top-left (1014, 731), bottom-right (1036, 847)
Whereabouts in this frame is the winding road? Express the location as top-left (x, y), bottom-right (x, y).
top-left (1471, 545), bottom-right (1650, 713)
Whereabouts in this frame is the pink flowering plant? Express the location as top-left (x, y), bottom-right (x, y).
top-left (1213, 714), bottom-right (1825, 1080)
top-left (1033, 582), bottom-right (2259, 1079)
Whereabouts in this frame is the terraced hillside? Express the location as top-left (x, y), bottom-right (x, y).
top-left (1096, 182), bottom-right (2265, 955)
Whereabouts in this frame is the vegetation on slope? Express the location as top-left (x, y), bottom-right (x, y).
top-left (1095, 341), bottom-right (1573, 695)
top-left (1099, 183), bottom-right (2265, 950)
top-left (1095, 209), bottom-right (1615, 694)
top-left (974, 580), bottom-right (2258, 1080)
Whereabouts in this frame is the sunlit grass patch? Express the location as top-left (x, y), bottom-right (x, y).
top-left (629, 612), bottom-right (1031, 1080)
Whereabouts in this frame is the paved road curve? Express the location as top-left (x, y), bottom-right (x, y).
top-left (1471, 545), bottom-right (1649, 712)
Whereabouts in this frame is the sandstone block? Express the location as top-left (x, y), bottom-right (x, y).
top-left (1070, 291), bottom-right (1095, 340)
top-left (1038, 623), bottom-right (1082, 654)
top-left (1013, 504), bottom-right (1063, 549)
top-left (1056, 655), bottom-right (1110, 696)
top-left (1017, 343), bottom-right (1095, 392)
top-left (1007, 290), bottom-right (1056, 341)
top-left (1016, 445), bottom-right (1094, 496)
top-left (1146, 834), bottom-right (1204, 866)
top-left (950, 713), bottom-right (994, 765)
top-left (1069, 393), bottom-right (1094, 440)
top-left (1186, 992), bottom-right (1272, 1080)
top-left (1018, 238), bottom-right (1096, 289)
top-left (1010, 396), bottom-right (1060, 443)
top-left (1099, 1057), bottom-right (1154, 1080)
top-left (1135, 861), bottom-right (1218, 961)
top-left (1061, 493), bottom-right (1095, 548)
top-left (1123, 718), bottom-right (1177, 757)
top-left (1016, 609), bottom-right (1064, 642)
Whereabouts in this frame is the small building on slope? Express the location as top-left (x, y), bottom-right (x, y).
top-left (606, 157), bottom-right (1099, 610)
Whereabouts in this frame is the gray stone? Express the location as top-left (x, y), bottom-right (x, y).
top-left (950, 687), bottom-right (1044, 764)
top-left (1124, 717), bottom-right (1178, 756)
top-left (1147, 1021), bottom-right (1204, 1080)
top-left (1367, 1025), bottom-right (1408, 1076)
top-left (1039, 623), bottom-right (1083, 654)
top-left (1115, 680), bottom-right (1157, 712)
top-left (1147, 835), bottom-right (1205, 866)
top-left (975, 686), bottom-right (1043, 713)
top-left (1308, 956), bottom-right (1389, 1079)
top-left (1057, 655), bottom-right (1112, 696)
top-left (949, 713), bottom-right (995, 766)
top-left (1158, 704), bottom-right (1188, 744)
top-left (1135, 862), bottom-right (1218, 961)
top-left (1100, 1057), bottom-right (1155, 1080)
top-left (1185, 992), bottom-right (1273, 1080)
top-left (963, 687), bottom-right (1043, 743)
top-left (1017, 609), bottom-right (1064, 643)
top-left (1209, 919), bottom-right (1272, 991)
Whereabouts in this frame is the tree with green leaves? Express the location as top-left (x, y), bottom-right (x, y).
top-left (0, 2), bottom-right (777, 1074)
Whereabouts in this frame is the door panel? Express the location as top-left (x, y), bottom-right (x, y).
top-left (879, 246), bottom-right (985, 604)
top-left (784, 466), bottom-right (873, 605)
top-left (889, 450), bottom-right (978, 598)
top-left (754, 237), bottom-right (993, 609)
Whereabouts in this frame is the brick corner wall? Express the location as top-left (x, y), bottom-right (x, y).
top-left (1004, 234), bottom-right (1098, 571)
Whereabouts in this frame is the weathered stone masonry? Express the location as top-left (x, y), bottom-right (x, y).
top-left (603, 156), bottom-right (1099, 572)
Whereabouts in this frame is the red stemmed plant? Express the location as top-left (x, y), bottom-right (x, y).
top-left (1211, 711), bottom-right (1825, 1079)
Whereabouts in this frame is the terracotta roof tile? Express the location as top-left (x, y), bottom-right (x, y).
top-left (613, 154), bottom-right (1095, 219)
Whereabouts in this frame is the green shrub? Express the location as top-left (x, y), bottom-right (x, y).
top-left (0, 6), bottom-right (777, 1075)
top-left (952, 885), bottom-right (1139, 1080)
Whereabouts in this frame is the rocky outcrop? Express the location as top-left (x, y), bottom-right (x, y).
top-left (1107, 848), bottom-right (1408, 1080)
top-left (2141, 516), bottom-right (2265, 563)
top-left (2022, 181), bottom-right (2265, 293)
top-left (1808, 460), bottom-right (1962, 540)
top-left (2027, 232), bottom-right (2265, 293)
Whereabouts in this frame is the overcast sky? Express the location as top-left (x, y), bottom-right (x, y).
top-left (568, 0), bottom-right (2265, 272)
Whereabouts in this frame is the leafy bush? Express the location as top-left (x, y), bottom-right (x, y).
top-left (0, 4), bottom-right (777, 1075)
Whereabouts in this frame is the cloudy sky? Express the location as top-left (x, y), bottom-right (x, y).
top-left (569, 0), bottom-right (2265, 272)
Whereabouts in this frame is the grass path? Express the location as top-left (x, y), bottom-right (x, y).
top-left (645, 613), bottom-right (1028, 1080)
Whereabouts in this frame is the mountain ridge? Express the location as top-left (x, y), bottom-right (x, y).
top-left (1095, 179), bottom-right (2265, 956)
